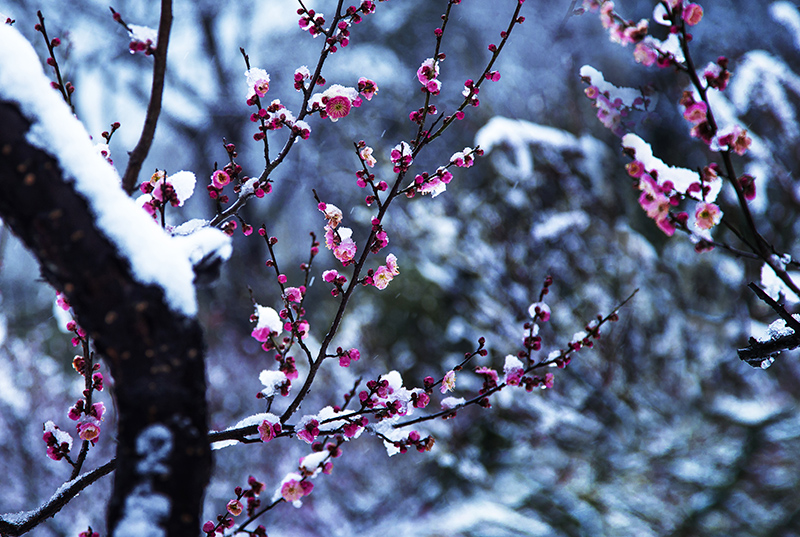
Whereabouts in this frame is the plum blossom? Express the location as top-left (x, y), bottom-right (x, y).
top-left (371, 254), bottom-right (400, 290)
top-left (528, 301), bottom-right (551, 321)
top-left (128, 25), bottom-right (157, 55)
top-left (372, 266), bottom-right (393, 290)
top-left (296, 417), bottom-right (320, 444)
top-left (683, 101), bottom-right (707, 125)
top-left (318, 205), bottom-right (358, 265)
top-left (417, 57), bottom-right (441, 94)
top-left (704, 59), bottom-right (730, 90)
top-left (390, 141), bottom-right (413, 172)
top-left (637, 175), bottom-right (674, 236)
top-left (138, 170), bottom-right (196, 216)
top-left (258, 418), bottom-right (282, 442)
top-left (259, 370), bottom-right (290, 397)
top-left (284, 286), bottom-right (304, 303)
top-left (385, 253), bottom-right (399, 276)
top-left (77, 402), bottom-right (105, 443)
top-left (416, 168), bottom-right (453, 197)
top-left (441, 370), bottom-right (456, 393)
top-left (333, 232), bottom-right (357, 265)
top-left (311, 84), bottom-right (361, 122)
top-left (245, 68), bottom-right (270, 100)
top-left (682, 3), bottom-right (704, 26)
top-left (450, 147), bottom-right (482, 168)
top-left (357, 77), bottom-right (378, 100)
top-left (227, 500), bottom-right (243, 516)
top-left (633, 42), bottom-right (657, 66)
top-left (294, 65), bottom-right (311, 90)
top-left (211, 169), bottom-right (230, 189)
top-left (43, 421), bottom-right (73, 461)
top-left (359, 145), bottom-right (377, 167)
top-left (319, 202), bottom-right (343, 228)
top-left (716, 126), bottom-right (752, 156)
top-left (695, 201), bottom-right (722, 230)
top-left (338, 348), bottom-right (360, 367)
top-left (281, 477), bottom-right (313, 503)
top-left (503, 355), bottom-right (525, 386)
top-left (251, 304), bottom-right (283, 342)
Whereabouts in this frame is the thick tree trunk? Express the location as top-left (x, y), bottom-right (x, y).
top-left (0, 101), bottom-right (211, 535)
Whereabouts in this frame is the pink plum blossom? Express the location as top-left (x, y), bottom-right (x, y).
top-left (441, 370), bottom-right (456, 393)
top-left (333, 235), bottom-right (357, 265)
top-left (682, 3), bottom-right (704, 26)
top-left (319, 202), bottom-right (343, 228)
top-left (417, 58), bottom-right (441, 93)
top-left (390, 142), bottom-right (413, 172)
top-left (281, 479), bottom-right (313, 502)
top-left (258, 419), bottom-right (281, 442)
top-left (251, 305), bottom-right (282, 342)
top-left (296, 418), bottom-right (320, 444)
top-left (373, 266), bottom-right (394, 290)
top-left (633, 42), bottom-right (657, 66)
top-left (683, 102), bottom-right (707, 125)
top-left (211, 169), bottom-right (230, 189)
top-left (227, 500), bottom-right (243, 516)
top-left (311, 84), bottom-right (361, 122)
top-left (385, 253), bottom-right (399, 276)
top-left (503, 355), bottom-right (525, 386)
top-left (284, 287), bottom-right (304, 303)
top-left (359, 145), bottom-right (377, 167)
top-left (717, 126), bottom-right (752, 156)
top-left (245, 68), bottom-right (270, 100)
top-left (357, 77), bottom-right (378, 100)
top-left (694, 201), bottom-right (722, 230)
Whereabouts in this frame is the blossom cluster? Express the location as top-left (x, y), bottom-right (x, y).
top-left (309, 84), bottom-right (361, 122)
top-left (410, 147), bottom-right (482, 198)
top-left (390, 141), bottom-right (413, 173)
top-left (363, 253), bottom-right (399, 290)
top-left (357, 371), bottom-right (428, 421)
top-left (203, 476), bottom-right (267, 536)
top-left (250, 303), bottom-right (300, 398)
top-left (127, 24), bottom-right (157, 55)
top-left (623, 138), bottom-right (725, 238)
top-left (417, 56), bottom-right (443, 94)
top-left (137, 170), bottom-right (196, 220)
top-left (42, 421), bottom-right (72, 461)
top-left (69, 399), bottom-right (105, 444)
top-left (308, 80), bottom-right (377, 123)
top-left (581, 65), bottom-right (655, 137)
top-left (319, 202), bottom-right (358, 265)
top-left (44, 293), bottom-right (108, 461)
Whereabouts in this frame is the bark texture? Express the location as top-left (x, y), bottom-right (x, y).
top-left (0, 100), bottom-right (210, 536)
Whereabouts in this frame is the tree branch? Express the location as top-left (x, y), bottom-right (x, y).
top-left (120, 0), bottom-right (173, 194)
top-left (0, 460), bottom-right (116, 536)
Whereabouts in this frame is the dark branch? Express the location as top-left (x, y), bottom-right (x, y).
top-left (120, 0), bottom-right (173, 194)
top-left (0, 460), bottom-right (116, 536)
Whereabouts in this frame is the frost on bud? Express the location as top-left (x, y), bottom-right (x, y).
top-left (251, 304), bottom-right (283, 342)
top-left (43, 421), bottom-right (73, 461)
top-left (528, 301), bottom-right (551, 321)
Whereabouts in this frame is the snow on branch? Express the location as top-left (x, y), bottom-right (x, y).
top-left (0, 23), bottom-right (198, 317)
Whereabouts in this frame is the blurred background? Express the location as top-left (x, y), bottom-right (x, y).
top-left (1, 0), bottom-right (800, 535)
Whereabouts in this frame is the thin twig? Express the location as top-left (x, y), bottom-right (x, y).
top-left (121, 0), bottom-right (173, 194)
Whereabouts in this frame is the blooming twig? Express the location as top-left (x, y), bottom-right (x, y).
top-left (35, 11), bottom-right (74, 113)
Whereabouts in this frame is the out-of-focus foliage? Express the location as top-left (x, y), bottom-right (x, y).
top-left (2, 1), bottom-right (800, 536)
